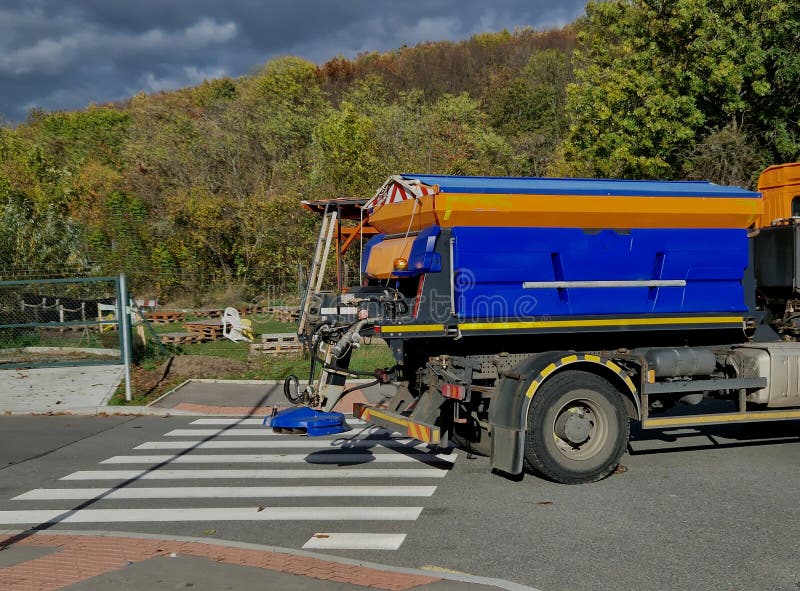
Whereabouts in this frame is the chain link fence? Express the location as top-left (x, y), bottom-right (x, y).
top-left (0, 252), bottom-right (388, 377)
top-left (0, 276), bottom-right (124, 368)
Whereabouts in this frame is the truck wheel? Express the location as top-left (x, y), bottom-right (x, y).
top-left (524, 370), bottom-right (629, 484)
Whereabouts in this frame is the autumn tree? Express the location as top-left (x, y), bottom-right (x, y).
top-left (560, 0), bottom-right (799, 180)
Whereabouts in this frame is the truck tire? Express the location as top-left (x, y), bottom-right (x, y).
top-left (524, 370), bottom-right (629, 484)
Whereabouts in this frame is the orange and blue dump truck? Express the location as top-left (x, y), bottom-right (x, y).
top-left (274, 163), bottom-right (800, 484)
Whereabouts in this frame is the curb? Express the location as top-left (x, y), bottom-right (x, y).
top-left (5, 407), bottom-right (208, 417)
top-left (0, 529), bottom-right (541, 591)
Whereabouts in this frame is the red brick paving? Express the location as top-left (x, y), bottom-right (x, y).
top-left (0, 533), bottom-right (441, 591)
top-left (172, 402), bottom-right (276, 415)
top-left (170, 389), bottom-right (368, 416)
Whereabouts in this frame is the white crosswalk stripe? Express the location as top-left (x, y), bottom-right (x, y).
top-left (100, 452), bottom-right (457, 464)
top-left (164, 428), bottom-right (396, 437)
top-left (61, 468), bottom-right (447, 480)
top-left (134, 439), bottom-right (435, 450)
top-left (2, 417), bottom-right (456, 551)
top-left (190, 418), bottom-right (368, 426)
top-left (12, 486), bottom-right (438, 501)
top-left (0, 506), bottom-right (423, 525)
top-left (303, 533), bottom-right (407, 550)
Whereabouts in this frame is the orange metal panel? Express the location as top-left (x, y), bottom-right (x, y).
top-left (366, 197), bottom-right (440, 235)
top-left (366, 192), bottom-right (762, 233)
top-left (364, 237), bottom-right (414, 279)
top-left (758, 163), bottom-right (800, 226)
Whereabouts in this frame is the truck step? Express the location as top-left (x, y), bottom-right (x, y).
top-left (642, 407), bottom-right (800, 429)
top-left (353, 403), bottom-right (441, 445)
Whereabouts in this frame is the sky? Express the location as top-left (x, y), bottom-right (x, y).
top-left (0, 0), bottom-right (587, 124)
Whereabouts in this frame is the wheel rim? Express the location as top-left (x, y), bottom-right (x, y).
top-left (551, 393), bottom-right (609, 461)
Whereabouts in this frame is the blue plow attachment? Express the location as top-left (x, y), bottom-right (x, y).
top-left (263, 406), bottom-right (351, 436)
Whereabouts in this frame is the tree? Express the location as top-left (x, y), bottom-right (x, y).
top-left (0, 194), bottom-right (88, 273)
top-left (683, 122), bottom-right (768, 188)
top-left (425, 93), bottom-right (513, 176)
top-left (485, 50), bottom-right (574, 175)
top-left (311, 101), bottom-right (381, 197)
top-left (560, 0), bottom-right (799, 179)
top-left (240, 57), bottom-right (329, 175)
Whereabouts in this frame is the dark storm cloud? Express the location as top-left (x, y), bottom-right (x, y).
top-left (0, 0), bottom-right (586, 123)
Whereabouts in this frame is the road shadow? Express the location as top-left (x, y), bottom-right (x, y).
top-left (317, 425), bottom-right (457, 470)
top-left (0, 389), bottom-right (275, 550)
top-left (628, 419), bottom-right (800, 456)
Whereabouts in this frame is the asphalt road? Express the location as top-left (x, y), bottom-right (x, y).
top-left (1, 415), bottom-right (798, 591)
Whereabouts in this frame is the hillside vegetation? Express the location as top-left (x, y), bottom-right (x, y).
top-left (1, 1), bottom-right (798, 300)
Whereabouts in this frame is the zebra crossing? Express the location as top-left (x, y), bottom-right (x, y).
top-left (1, 416), bottom-right (456, 551)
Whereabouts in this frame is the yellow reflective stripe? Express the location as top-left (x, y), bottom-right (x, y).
top-left (524, 356), bottom-right (637, 399)
top-left (459, 316), bottom-right (743, 331)
top-left (405, 422), bottom-right (436, 444)
top-left (623, 376), bottom-right (636, 391)
top-left (644, 409), bottom-right (800, 428)
top-left (540, 363), bottom-right (558, 378)
top-left (525, 380), bottom-right (540, 398)
top-left (604, 359), bottom-right (637, 394)
top-left (364, 409), bottom-right (409, 428)
top-left (380, 324), bottom-right (444, 334)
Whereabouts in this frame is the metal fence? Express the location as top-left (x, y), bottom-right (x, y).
top-left (0, 276), bottom-right (126, 369)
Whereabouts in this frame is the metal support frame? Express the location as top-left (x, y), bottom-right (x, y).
top-left (117, 274), bottom-right (133, 402)
top-left (298, 209), bottom-right (339, 337)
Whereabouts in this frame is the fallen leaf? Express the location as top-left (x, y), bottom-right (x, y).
top-left (314, 534), bottom-right (330, 539)
top-left (202, 529), bottom-right (216, 536)
top-left (536, 501), bottom-right (553, 505)
top-left (614, 465), bottom-right (628, 475)
top-left (257, 506), bottom-right (265, 512)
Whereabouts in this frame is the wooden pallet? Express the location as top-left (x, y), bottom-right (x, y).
top-left (191, 308), bottom-right (224, 319)
top-left (250, 333), bottom-right (303, 356)
top-left (159, 332), bottom-right (198, 345)
top-left (145, 310), bottom-right (186, 324)
top-left (184, 320), bottom-right (224, 342)
top-left (272, 307), bottom-right (301, 323)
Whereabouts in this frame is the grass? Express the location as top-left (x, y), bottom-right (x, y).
top-left (111, 311), bottom-right (396, 406)
top-left (253, 343), bottom-right (396, 380)
top-left (0, 328), bottom-right (120, 351)
top-left (109, 343), bottom-right (395, 406)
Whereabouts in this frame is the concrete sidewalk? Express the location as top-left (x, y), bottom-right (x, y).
top-left (0, 367), bottom-right (392, 417)
top-left (0, 530), bottom-right (538, 591)
top-left (0, 366), bottom-right (123, 414)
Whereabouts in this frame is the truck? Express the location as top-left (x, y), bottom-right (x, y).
top-left (279, 163), bottom-right (800, 484)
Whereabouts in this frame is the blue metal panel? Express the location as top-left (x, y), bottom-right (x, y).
top-left (402, 174), bottom-right (760, 199)
top-left (451, 227), bottom-right (749, 319)
top-left (393, 225), bottom-right (442, 277)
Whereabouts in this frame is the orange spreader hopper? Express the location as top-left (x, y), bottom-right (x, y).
top-left (364, 174), bottom-right (764, 234)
